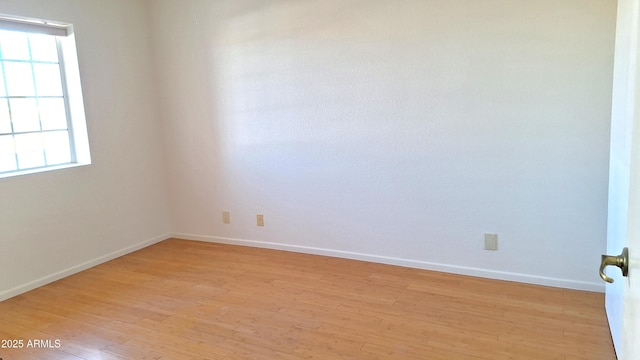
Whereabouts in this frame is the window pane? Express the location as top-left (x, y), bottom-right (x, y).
top-left (0, 153), bottom-right (16, 172)
top-left (29, 34), bottom-right (58, 63)
top-left (39, 98), bottom-right (67, 131)
top-left (17, 151), bottom-right (45, 169)
top-left (10, 98), bottom-right (40, 133)
top-left (0, 100), bottom-right (11, 134)
top-left (34, 63), bottom-right (63, 96)
top-left (15, 132), bottom-right (44, 169)
top-left (0, 135), bottom-right (16, 172)
top-left (4, 62), bottom-right (35, 96)
top-left (44, 131), bottom-right (71, 165)
top-left (0, 30), bottom-right (30, 60)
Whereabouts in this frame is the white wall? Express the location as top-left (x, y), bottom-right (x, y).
top-left (0, 0), bottom-right (171, 300)
top-left (0, 0), bottom-right (615, 299)
top-left (151, 0), bottom-right (616, 291)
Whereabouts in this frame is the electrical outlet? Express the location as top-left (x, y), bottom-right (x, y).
top-left (484, 233), bottom-right (498, 251)
top-left (222, 211), bottom-right (230, 224)
top-left (257, 214), bottom-right (264, 226)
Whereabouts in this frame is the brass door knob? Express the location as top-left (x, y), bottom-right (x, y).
top-left (600, 247), bottom-right (629, 283)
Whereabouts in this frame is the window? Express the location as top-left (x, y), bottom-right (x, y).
top-left (0, 14), bottom-right (90, 178)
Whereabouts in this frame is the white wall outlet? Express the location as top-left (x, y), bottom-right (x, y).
top-left (222, 211), bottom-right (230, 224)
top-left (484, 233), bottom-right (498, 251)
top-left (257, 214), bottom-right (264, 226)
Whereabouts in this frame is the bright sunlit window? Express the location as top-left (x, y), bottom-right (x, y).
top-left (0, 14), bottom-right (90, 178)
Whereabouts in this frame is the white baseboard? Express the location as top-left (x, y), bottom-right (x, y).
top-left (0, 233), bottom-right (172, 302)
top-left (173, 233), bottom-right (605, 293)
top-left (1, 232), bottom-right (603, 302)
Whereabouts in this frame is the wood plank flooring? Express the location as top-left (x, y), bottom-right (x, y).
top-left (0, 238), bottom-right (615, 359)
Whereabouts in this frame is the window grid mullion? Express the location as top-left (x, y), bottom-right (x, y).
top-left (2, 128), bottom-right (68, 136)
top-left (0, 58), bottom-right (58, 65)
top-left (0, 95), bottom-right (65, 99)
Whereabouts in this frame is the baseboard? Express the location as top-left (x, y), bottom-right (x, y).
top-left (0, 233), bottom-right (172, 302)
top-left (172, 233), bottom-right (605, 293)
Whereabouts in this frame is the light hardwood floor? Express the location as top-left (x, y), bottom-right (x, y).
top-left (0, 239), bottom-right (615, 359)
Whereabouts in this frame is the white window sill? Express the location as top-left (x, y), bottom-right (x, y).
top-left (0, 161), bottom-right (91, 180)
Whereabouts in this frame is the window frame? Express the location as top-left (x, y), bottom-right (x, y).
top-left (0, 13), bottom-right (90, 179)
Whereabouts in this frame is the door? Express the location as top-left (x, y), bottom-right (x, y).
top-left (605, 0), bottom-right (640, 359)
